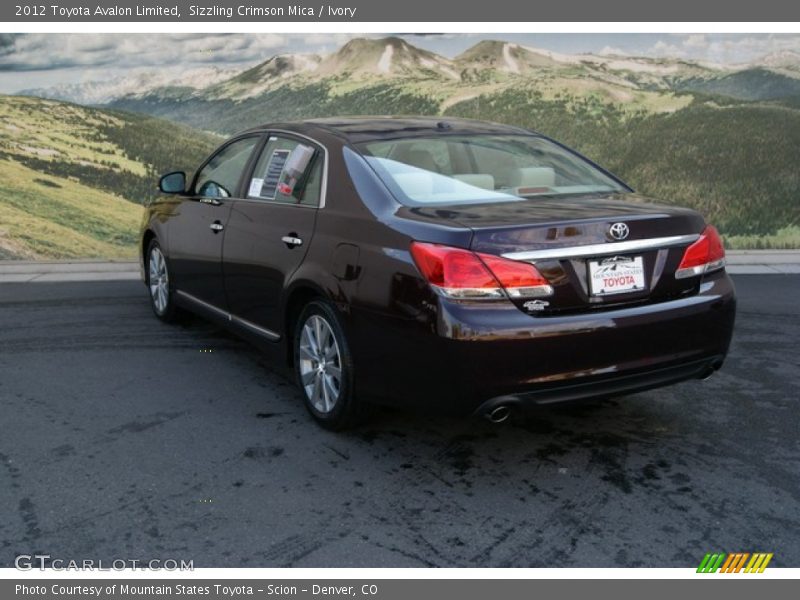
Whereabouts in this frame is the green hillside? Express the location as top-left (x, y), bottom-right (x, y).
top-left (680, 68), bottom-right (800, 101)
top-left (0, 95), bottom-right (218, 259)
top-left (110, 81), bottom-right (443, 133)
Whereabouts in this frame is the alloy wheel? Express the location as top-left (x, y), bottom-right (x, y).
top-left (298, 315), bottom-right (343, 413)
top-left (148, 246), bottom-right (169, 315)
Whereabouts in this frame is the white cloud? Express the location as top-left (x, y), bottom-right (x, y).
top-left (649, 40), bottom-right (686, 57)
top-left (648, 34), bottom-right (800, 64)
top-left (0, 33), bottom-right (293, 71)
top-left (598, 46), bottom-right (628, 56)
top-left (301, 33), bottom-right (364, 47)
top-left (683, 34), bottom-right (709, 49)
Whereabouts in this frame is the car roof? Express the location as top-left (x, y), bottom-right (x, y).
top-left (244, 116), bottom-right (533, 144)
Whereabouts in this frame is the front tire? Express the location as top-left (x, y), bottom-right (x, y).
top-left (293, 299), bottom-right (363, 430)
top-left (146, 239), bottom-right (180, 323)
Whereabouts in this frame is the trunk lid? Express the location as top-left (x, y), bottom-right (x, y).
top-left (452, 194), bottom-right (707, 315)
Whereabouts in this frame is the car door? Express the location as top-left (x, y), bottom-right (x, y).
top-left (222, 133), bottom-right (325, 334)
top-left (167, 135), bottom-right (262, 309)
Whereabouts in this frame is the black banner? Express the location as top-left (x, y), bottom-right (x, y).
top-left (2, 579), bottom-right (795, 600)
top-left (4, 0), bottom-right (800, 22)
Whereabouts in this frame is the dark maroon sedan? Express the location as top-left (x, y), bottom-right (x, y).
top-left (140, 117), bottom-right (735, 429)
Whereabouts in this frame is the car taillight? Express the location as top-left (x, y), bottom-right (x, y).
top-left (410, 242), bottom-right (553, 300)
top-left (477, 253), bottom-right (553, 298)
top-left (675, 225), bottom-right (726, 279)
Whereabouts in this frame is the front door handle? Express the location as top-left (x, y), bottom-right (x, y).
top-left (210, 221), bottom-right (224, 233)
top-left (281, 235), bottom-right (303, 248)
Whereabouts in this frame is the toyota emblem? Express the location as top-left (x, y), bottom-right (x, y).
top-left (608, 222), bottom-right (629, 241)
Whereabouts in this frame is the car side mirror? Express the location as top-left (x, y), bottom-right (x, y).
top-left (159, 171), bottom-right (186, 194)
top-left (277, 145), bottom-right (316, 197)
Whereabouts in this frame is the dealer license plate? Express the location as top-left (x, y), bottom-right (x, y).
top-left (588, 255), bottom-right (646, 296)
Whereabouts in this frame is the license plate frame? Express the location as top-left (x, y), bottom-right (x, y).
top-left (587, 255), bottom-right (646, 296)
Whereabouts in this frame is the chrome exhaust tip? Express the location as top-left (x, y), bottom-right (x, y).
top-left (487, 405), bottom-right (512, 424)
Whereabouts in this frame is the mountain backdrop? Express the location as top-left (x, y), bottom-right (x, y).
top-left (4, 36), bottom-right (800, 258)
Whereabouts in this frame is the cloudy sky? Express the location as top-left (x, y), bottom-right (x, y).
top-left (1, 32), bottom-right (798, 93)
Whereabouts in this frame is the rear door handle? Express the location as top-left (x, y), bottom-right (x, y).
top-left (281, 235), bottom-right (303, 248)
top-left (210, 222), bottom-right (224, 233)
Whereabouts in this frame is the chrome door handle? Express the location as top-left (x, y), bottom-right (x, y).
top-left (281, 235), bottom-right (303, 247)
top-left (210, 222), bottom-right (224, 233)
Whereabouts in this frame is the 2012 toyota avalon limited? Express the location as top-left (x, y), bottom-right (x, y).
top-left (140, 117), bottom-right (736, 429)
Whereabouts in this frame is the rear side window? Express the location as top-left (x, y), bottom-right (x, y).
top-left (194, 136), bottom-right (260, 198)
top-left (247, 135), bottom-right (323, 207)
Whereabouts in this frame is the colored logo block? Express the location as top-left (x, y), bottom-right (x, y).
top-left (697, 552), bottom-right (773, 573)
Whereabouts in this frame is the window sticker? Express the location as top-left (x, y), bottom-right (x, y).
top-left (257, 149), bottom-right (291, 199)
top-left (248, 177), bottom-right (264, 197)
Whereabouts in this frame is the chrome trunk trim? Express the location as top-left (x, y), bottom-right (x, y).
top-left (501, 234), bottom-right (700, 262)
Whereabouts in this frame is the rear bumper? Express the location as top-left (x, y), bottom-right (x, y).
top-left (350, 271), bottom-right (736, 414)
top-left (472, 354), bottom-right (725, 417)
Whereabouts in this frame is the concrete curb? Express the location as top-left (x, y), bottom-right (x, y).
top-left (1, 251), bottom-right (799, 282)
top-left (725, 250), bottom-right (800, 274)
top-left (726, 250), bottom-right (800, 263)
top-left (0, 260), bottom-right (139, 283)
top-left (725, 250), bottom-right (800, 275)
top-left (727, 266), bottom-right (800, 274)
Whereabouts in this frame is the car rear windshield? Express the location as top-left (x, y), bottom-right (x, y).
top-left (355, 134), bottom-right (626, 206)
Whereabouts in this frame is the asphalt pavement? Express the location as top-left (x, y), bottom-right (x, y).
top-left (0, 275), bottom-right (798, 567)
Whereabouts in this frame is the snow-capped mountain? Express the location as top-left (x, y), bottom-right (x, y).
top-left (314, 37), bottom-right (460, 79)
top-left (203, 53), bottom-right (322, 100)
top-left (18, 37), bottom-right (800, 110)
top-left (454, 41), bottom-right (561, 73)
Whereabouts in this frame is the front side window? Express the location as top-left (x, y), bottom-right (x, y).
top-left (194, 136), bottom-right (260, 199)
top-left (357, 134), bottom-right (626, 206)
top-left (246, 135), bottom-right (323, 207)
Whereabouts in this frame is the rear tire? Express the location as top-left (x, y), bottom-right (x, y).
top-left (293, 299), bottom-right (364, 430)
top-left (146, 239), bottom-right (180, 323)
